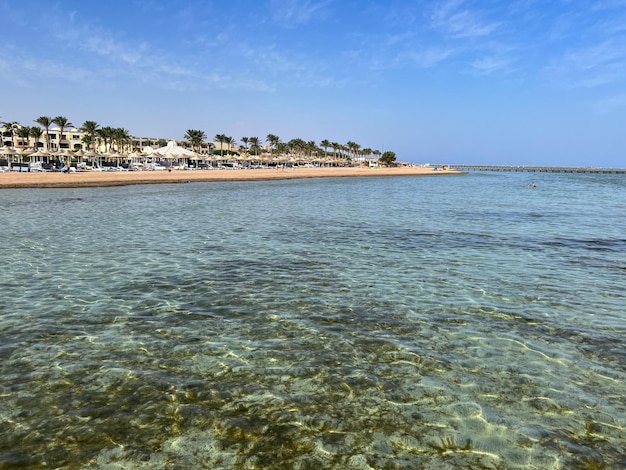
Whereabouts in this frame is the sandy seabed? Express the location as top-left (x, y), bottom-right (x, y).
top-left (0, 166), bottom-right (465, 189)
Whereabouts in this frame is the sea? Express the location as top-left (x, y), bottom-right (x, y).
top-left (0, 170), bottom-right (624, 469)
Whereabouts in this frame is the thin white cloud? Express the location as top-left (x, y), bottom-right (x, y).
top-left (555, 39), bottom-right (626, 87)
top-left (431, 0), bottom-right (500, 38)
top-left (270, 0), bottom-right (332, 26)
top-left (567, 40), bottom-right (626, 70)
top-left (470, 56), bottom-right (511, 75)
top-left (589, 12), bottom-right (626, 35)
top-left (507, 0), bottom-right (542, 15)
top-left (44, 10), bottom-right (200, 89)
top-left (49, 12), bottom-right (152, 68)
top-left (19, 58), bottom-right (94, 83)
top-left (79, 34), bottom-right (147, 65)
top-left (402, 47), bottom-right (456, 69)
top-left (591, 0), bottom-right (626, 10)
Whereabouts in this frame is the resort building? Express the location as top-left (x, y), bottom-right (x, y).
top-left (1, 123), bottom-right (382, 170)
top-left (1, 125), bottom-right (221, 155)
top-left (2, 126), bottom-right (83, 151)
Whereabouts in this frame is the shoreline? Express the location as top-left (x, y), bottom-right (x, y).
top-left (0, 166), bottom-right (465, 189)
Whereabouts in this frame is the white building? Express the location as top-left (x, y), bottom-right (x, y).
top-left (1, 124), bottom-right (217, 155)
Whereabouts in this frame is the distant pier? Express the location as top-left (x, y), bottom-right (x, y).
top-left (450, 164), bottom-right (626, 174)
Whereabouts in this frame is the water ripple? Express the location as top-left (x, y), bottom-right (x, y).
top-left (1, 173), bottom-right (625, 468)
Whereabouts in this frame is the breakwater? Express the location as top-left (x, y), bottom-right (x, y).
top-left (450, 164), bottom-right (626, 173)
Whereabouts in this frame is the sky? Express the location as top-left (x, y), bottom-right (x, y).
top-left (1, 0), bottom-right (626, 167)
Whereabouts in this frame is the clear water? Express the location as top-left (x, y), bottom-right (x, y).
top-left (1, 172), bottom-right (624, 469)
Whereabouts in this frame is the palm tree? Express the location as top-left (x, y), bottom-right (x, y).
top-left (330, 142), bottom-right (339, 159)
top-left (34, 116), bottom-right (53, 151)
top-left (278, 142), bottom-right (289, 157)
top-left (241, 137), bottom-right (249, 155)
top-left (266, 134), bottom-right (280, 157)
top-left (0, 121), bottom-right (19, 169)
top-left (97, 126), bottom-right (114, 152)
top-left (226, 136), bottom-right (235, 155)
top-left (346, 141), bottom-right (361, 163)
top-left (360, 147), bottom-right (371, 165)
top-left (29, 126), bottom-right (43, 150)
top-left (197, 130), bottom-right (207, 151)
top-left (354, 143), bottom-right (362, 163)
top-left (16, 126), bottom-right (30, 157)
top-left (320, 139), bottom-right (330, 157)
top-left (214, 133), bottom-right (227, 156)
top-left (1, 121), bottom-right (20, 149)
top-left (96, 127), bottom-right (106, 152)
top-left (184, 129), bottom-right (206, 152)
top-left (287, 138), bottom-right (306, 158)
top-left (248, 136), bottom-right (260, 156)
top-left (81, 134), bottom-right (93, 151)
top-left (13, 126), bottom-right (30, 164)
top-left (52, 116), bottom-right (73, 151)
top-left (80, 120), bottom-right (100, 151)
top-left (112, 128), bottom-right (131, 153)
top-left (307, 140), bottom-right (318, 159)
top-left (338, 144), bottom-right (348, 162)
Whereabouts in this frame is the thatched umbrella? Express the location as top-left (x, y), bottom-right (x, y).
top-left (58, 148), bottom-right (74, 166)
top-left (154, 140), bottom-right (197, 168)
top-left (15, 148), bottom-right (33, 164)
top-left (1, 147), bottom-right (17, 169)
top-left (81, 150), bottom-right (98, 169)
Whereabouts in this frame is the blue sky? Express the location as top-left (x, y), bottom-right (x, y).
top-left (2, 0), bottom-right (626, 166)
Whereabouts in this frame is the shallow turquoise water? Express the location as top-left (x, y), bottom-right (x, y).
top-left (1, 172), bottom-right (625, 469)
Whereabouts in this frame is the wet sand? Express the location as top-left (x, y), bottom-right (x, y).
top-left (0, 166), bottom-right (464, 189)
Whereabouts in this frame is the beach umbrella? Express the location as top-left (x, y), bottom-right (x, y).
top-left (152, 140), bottom-right (198, 165)
top-left (153, 140), bottom-right (197, 157)
top-left (127, 151), bottom-right (144, 167)
top-left (81, 150), bottom-right (99, 168)
top-left (72, 149), bottom-right (86, 168)
top-left (1, 147), bottom-right (15, 158)
top-left (58, 148), bottom-right (74, 165)
top-left (142, 146), bottom-right (154, 161)
top-left (236, 154), bottom-right (249, 167)
top-left (202, 154), bottom-right (217, 168)
top-left (14, 148), bottom-right (28, 164)
top-left (30, 149), bottom-right (50, 161)
top-left (1, 146), bottom-right (16, 169)
top-left (105, 151), bottom-right (125, 167)
top-left (154, 141), bottom-right (197, 168)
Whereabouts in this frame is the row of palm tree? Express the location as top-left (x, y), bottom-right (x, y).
top-left (213, 133), bottom-right (237, 156)
top-left (1, 116), bottom-right (68, 151)
top-left (183, 129), bottom-right (207, 152)
top-left (187, 132), bottom-right (383, 162)
top-left (1, 116), bottom-right (135, 156)
top-left (2, 115), bottom-right (388, 164)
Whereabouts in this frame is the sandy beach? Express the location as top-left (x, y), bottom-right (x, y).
top-left (0, 166), bottom-right (465, 189)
